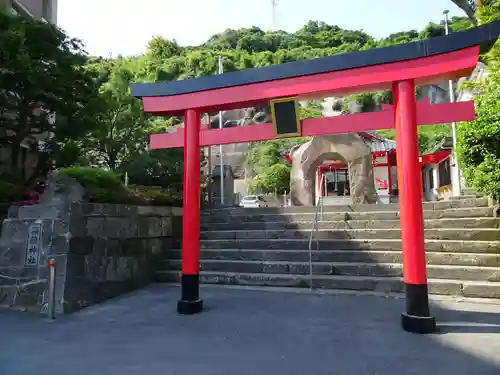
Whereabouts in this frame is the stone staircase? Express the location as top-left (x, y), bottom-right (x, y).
top-left (156, 197), bottom-right (500, 299)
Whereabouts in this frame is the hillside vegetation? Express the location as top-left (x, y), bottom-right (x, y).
top-left (4, 3), bottom-right (500, 202)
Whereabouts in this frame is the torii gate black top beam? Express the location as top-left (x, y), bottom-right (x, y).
top-left (131, 20), bottom-right (500, 99)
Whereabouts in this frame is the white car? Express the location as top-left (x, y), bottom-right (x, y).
top-left (240, 195), bottom-right (268, 208)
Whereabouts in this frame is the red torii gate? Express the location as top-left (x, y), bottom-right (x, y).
top-left (132, 21), bottom-right (500, 334)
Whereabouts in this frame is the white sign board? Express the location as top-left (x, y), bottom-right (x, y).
top-left (25, 223), bottom-right (42, 266)
top-left (373, 154), bottom-right (388, 165)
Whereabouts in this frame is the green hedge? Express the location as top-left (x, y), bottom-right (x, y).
top-left (57, 166), bottom-right (124, 190)
top-left (57, 167), bottom-right (182, 206)
top-left (129, 185), bottom-right (183, 207)
top-left (0, 180), bottom-right (26, 203)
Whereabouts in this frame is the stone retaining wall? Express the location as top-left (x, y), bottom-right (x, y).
top-left (0, 203), bottom-right (182, 314)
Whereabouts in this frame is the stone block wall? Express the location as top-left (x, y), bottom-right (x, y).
top-left (0, 203), bottom-right (182, 315)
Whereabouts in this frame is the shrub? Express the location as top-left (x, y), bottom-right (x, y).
top-left (0, 179), bottom-right (26, 203)
top-left (129, 185), bottom-right (183, 207)
top-left (56, 167), bottom-right (183, 206)
top-left (457, 66), bottom-right (500, 200)
top-left (456, 1), bottom-right (500, 200)
top-left (250, 164), bottom-right (291, 195)
top-left (58, 166), bottom-right (123, 190)
top-left (0, 179), bottom-right (31, 217)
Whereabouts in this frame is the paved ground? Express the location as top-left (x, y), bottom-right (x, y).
top-left (1, 285), bottom-right (500, 375)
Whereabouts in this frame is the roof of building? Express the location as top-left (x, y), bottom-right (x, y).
top-left (360, 131), bottom-right (397, 151)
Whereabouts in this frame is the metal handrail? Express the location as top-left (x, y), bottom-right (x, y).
top-left (307, 182), bottom-right (325, 291)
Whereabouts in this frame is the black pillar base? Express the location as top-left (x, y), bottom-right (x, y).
top-left (402, 282), bottom-right (436, 334)
top-left (177, 299), bottom-right (203, 315)
top-left (401, 313), bottom-right (436, 334)
top-left (177, 273), bottom-right (203, 315)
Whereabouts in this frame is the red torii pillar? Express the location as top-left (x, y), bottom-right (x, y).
top-left (177, 109), bottom-right (203, 314)
top-left (393, 81), bottom-right (435, 333)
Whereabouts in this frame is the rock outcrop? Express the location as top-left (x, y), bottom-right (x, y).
top-left (207, 107), bottom-right (271, 129)
top-left (206, 107), bottom-right (272, 198)
top-left (289, 133), bottom-right (378, 206)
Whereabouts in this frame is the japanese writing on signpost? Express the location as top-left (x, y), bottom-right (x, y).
top-left (25, 223), bottom-right (42, 266)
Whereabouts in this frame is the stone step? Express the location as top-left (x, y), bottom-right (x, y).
top-left (461, 187), bottom-right (482, 196)
top-left (455, 194), bottom-right (483, 200)
top-left (200, 207), bottom-right (495, 224)
top-left (199, 228), bottom-right (500, 241)
top-left (154, 271), bottom-right (500, 299)
top-left (162, 259), bottom-right (500, 282)
top-left (201, 197), bottom-right (489, 217)
top-left (200, 217), bottom-right (499, 231)
top-left (196, 239), bottom-right (500, 253)
top-left (164, 249), bottom-right (500, 267)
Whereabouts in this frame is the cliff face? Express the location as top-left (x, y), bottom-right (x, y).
top-left (457, 62), bottom-right (489, 102)
top-left (2, 0), bottom-right (58, 23)
top-left (206, 107), bottom-right (271, 179)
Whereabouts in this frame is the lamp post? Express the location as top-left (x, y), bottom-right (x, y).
top-left (443, 9), bottom-right (462, 197)
top-left (218, 55), bottom-right (224, 205)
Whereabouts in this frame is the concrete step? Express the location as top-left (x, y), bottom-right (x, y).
top-left (196, 239), bottom-right (500, 253)
top-left (200, 207), bottom-right (495, 225)
top-left (201, 197), bottom-right (489, 216)
top-left (199, 228), bottom-right (500, 241)
top-left (461, 187), bottom-right (482, 197)
top-left (154, 271), bottom-right (500, 299)
top-left (455, 194), bottom-right (483, 200)
top-left (162, 259), bottom-right (500, 282)
top-left (200, 217), bottom-right (499, 231)
top-left (165, 249), bottom-right (500, 267)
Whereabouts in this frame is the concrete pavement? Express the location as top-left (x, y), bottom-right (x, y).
top-left (1, 285), bottom-right (500, 375)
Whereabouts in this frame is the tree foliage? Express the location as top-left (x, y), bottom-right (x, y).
top-left (57, 56), bottom-right (186, 191)
top-left (451, 0), bottom-right (480, 23)
top-left (0, 11), bottom-right (101, 183)
top-left (1, 7), bottom-right (486, 205)
top-left (84, 59), bottom-right (151, 170)
top-left (457, 1), bottom-right (500, 199)
top-left (250, 164), bottom-right (291, 195)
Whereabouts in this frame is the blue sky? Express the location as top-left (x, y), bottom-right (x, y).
top-left (58, 0), bottom-right (465, 57)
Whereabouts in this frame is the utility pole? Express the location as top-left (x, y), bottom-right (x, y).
top-left (205, 114), bottom-right (212, 205)
top-left (443, 9), bottom-right (462, 197)
top-left (218, 55), bottom-right (225, 205)
top-left (271, 0), bottom-right (278, 29)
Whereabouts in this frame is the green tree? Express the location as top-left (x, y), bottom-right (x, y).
top-left (0, 11), bottom-right (101, 182)
top-left (251, 163), bottom-right (291, 195)
top-left (417, 126), bottom-right (452, 154)
top-left (118, 148), bottom-right (184, 189)
top-left (458, 73), bottom-right (500, 198)
top-left (246, 141), bottom-right (282, 175)
top-left (457, 0), bottom-right (500, 198)
top-left (450, 0), bottom-right (480, 23)
top-left (84, 59), bottom-right (158, 171)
